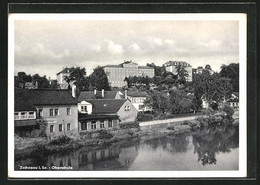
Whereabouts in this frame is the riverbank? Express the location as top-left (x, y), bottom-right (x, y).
top-left (15, 110), bottom-right (238, 160)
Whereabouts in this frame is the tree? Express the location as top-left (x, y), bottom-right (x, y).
top-left (32, 74), bottom-right (50, 88)
top-left (205, 64), bottom-right (212, 71)
top-left (176, 64), bottom-right (188, 87)
top-left (64, 67), bottom-right (90, 91)
top-left (169, 90), bottom-right (195, 114)
top-left (219, 63), bottom-right (239, 92)
top-left (89, 66), bottom-right (111, 90)
top-left (146, 63), bottom-right (166, 76)
top-left (144, 91), bottom-right (170, 115)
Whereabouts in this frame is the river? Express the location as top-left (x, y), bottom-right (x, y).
top-left (15, 124), bottom-right (239, 171)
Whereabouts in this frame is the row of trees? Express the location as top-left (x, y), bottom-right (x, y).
top-left (15, 72), bottom-right (58, 89)
top-left (144, 63), bottom-right (238, 114)
top-left (65, 66), bottom-right (111, 92)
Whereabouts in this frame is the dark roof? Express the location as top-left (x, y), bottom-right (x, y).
top-left (56, 67), bottom-right (73, 75)
top-left (138, 66), bottom-right (153, 69)
top-left (78, 91), bottom-right (120, 101)
top-left (120, 61), bottom-right (138, 66)
top-left (103, 65), bottom-right (123, 68)
top-left (15, 89), bottom-right (78, 111)
top-left (122, 91), bottom-right (149, 98)
top-left (78, 113), bottom-right (119, 121)
top-left (87, 99), bottom-right (127, 114)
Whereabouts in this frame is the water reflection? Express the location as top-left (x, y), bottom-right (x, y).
top-left (192, 125), bottom-right (239, 166)
top-left (15, 125), bottom-right (239, 171)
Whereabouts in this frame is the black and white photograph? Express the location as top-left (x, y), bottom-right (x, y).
top-left (8, 13), bottom-right (247, 178)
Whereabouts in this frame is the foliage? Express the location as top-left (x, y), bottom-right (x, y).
top-left (119, 121), bottom-right (140, 129)
top-left (97, 130), bottom-right (113, 139)
top-left (15, 72), bottom-right (51, 89)
top-left (219, 63), bottom-right (239, 92)
top-left (193, 70), bottom-right (233, 107)
top-left (169, 90), bottom-right (196, 114)
top-left (32, 74), bottom-right (50, 88)
top-left (49, 135), bottom-right (72, 145)
top-left (221, 104), bottom-right (234, 120)
top-left (146, 63), bottom-right (166, 76)
top-left (89, 66), bottom-right (111, 90)
top-left (144, 91), bottom-right (171, 114)
top-left (137, 113), bottom-right (154, 121)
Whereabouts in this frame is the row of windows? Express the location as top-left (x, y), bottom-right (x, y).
top-left (81, 120), bottom-right (114, 130)
top-left (36, 107), bottom-right (71, 118)
top-left (50, 123), bottom-right (71, 133)
top-left (14, 111), bottom-right (36, 120)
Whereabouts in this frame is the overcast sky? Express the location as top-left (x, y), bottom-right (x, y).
top-left (14, 19), bottom-right (239, 79)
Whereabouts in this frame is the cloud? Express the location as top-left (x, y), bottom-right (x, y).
top-left (128, 43), bottom-right (141, 52)
top-left (106, 40), bottom-right (124, 54)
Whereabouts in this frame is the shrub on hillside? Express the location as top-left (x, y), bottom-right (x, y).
top-left (137, 113), bottom-right (154, 121)
top-left (97, 130), bottom-right (113, 139)
top-left (221, 104), bottom-right (234, 119)
top-left (119, 121), bottom-right (139, 129)
top-left (50, 135), bottom-right (71, 145)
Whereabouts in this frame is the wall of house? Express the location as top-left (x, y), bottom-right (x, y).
top-left (117, 100), bottom-right (138, 123)
top-left (79, 119), bottom-right (118, 132)
top-left (37, 105), bottom-right (78, 138)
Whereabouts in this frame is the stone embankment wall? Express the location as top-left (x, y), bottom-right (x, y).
top-left (139, 116), bottom-right (197, 127)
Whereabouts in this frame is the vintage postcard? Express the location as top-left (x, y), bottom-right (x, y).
top-left (8, 13), bottom-right (247, 178)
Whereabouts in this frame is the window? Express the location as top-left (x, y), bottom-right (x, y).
top-left (50, 125), bottom-right (54, 133)
top-left (59, 124), bottom-right (63, 132)
top-left (28, 111), bottom-right (35, 119)
top-left (21, 112), bottom-right (27, 119)
top-left (108, 120), bottom-right (113, 127)
top-left (50, 109), bottom-right (54, 117)
top-left (38, 109), bottom-right (43, 118)
top-left (67, 108), bottom-right (71, 115)
top-left (67, 123), bottom-right (71, 131)
top-left (91, 121), bottom-right (96, 129)
top-left (81, 122), bottom-right (87, 130)
top-left (100, 121), bottom-right (105, 128)
top-left (55, 109), bottom-right (59, 116)
top-left (14, 112), bottom-right (19, 120)
top-left (81, 106), bottom-right (87, 113)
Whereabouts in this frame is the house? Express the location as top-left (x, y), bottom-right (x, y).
top-left (163, 61), bottom-right (192, 82)
top-left (227, 92), bottom-right (239, 110)
top-left (123, 90), bottom-right (151, 112)
top-left (56, 67), bottom-right (73, 89)
top-left (103, 61), bottom-right (155, 87)
top-left (15, 89), bottom-right (78, 138)
top-left (78, 99), bottom-right (138, 131)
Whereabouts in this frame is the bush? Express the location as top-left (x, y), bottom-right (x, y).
top-left (137, 113), bottom-right (154, 121)
top-left (97, 130), bottom-right (113, 139)
top-left (119, 121), bottom-right (140, 129)
top-left (196, 116), bottom-right (209, 127)
top-left (221, 104), bottom-right (234, 119)
top-left (50, 135), bottom-right (71, 145)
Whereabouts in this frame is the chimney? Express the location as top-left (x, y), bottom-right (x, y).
top-left (102, 89), bottom-right (104, 98)
top-left (94, 89), bottom-right (97, 95)
top-left (125, 90), bottom-right (127, 99)
top-left (72, 83), bottom-right (76, 98)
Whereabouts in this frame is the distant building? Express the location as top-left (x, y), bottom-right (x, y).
top-left (103, 61), bottom-right (155, 87)
top-left (163, 61), bottom-right (192, 82)
top-left (227, 92), bottom-right (239, 110)
top-left (15, 89), bottom-right (78, 138)
top-left (193, 66), bottom-right (214, 75)
top-left (123, 90), bottom-right (151, 112)
top-left (56, 67), bottom-right (73, 89)
top-left (24, 81), bottom-right (38, 89)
